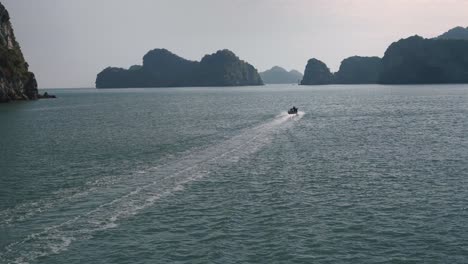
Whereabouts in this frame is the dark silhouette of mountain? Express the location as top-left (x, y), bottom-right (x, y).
top-left (437, 26), bottom-right (468, 40)
top-left (334, 56), bottom-right (382, 84)
top-left (139, 49), bottom-right (199, 87)
top-left (300, 59), bottom-right (333, 85)
top-left (260, 66), bottom-right (303, 84)
top-left (379, 35), bottom-right (468, 84)
top-left (0, 2), bottom-right (38, 102)
top-left (301, 28), bottom-right (468, 85)
top-left (96, 49), bottom-right (263, 88)
top-left (196, 50), bottom-right (263, 86)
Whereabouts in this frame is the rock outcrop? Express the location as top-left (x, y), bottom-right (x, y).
top-left (334, 56), bottom-right (382, 84)
top-left (379, 35), bottom-right (468, 84)
top-left (0, 2), bottom-right (38, 102)
top-left (38, 92), bottom-right (56, 99)
top-left (96, 49), bottom-right (263, 88)
top-left (300, 58), bottom-right (333, 85)
top-left (260, 66), bottom-right (303, 84)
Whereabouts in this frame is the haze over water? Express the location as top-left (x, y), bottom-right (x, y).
top-left (0, 85), bottom-right (467, 263)
top-left (3, 0), bottom-right (468, 88)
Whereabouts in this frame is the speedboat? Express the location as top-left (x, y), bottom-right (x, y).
top-left (288, 107), bottom-right (298, 115)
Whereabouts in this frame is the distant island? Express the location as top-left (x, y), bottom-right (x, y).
top-left (301, 26), bottom-right (468, 85)
top-left (3, 5), bottom-right (468, 96)
top-left (0, 3), bottom-right (38, 102)
top-left (96, 49), bottom-right (263, 88)
top-left (260, 66), bottom-right (303, 84)
top-left (300, 56), bottom-right (383, 85)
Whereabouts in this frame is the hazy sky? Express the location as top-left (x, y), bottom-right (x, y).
top-left (3, 0), bottom-right (468, 88)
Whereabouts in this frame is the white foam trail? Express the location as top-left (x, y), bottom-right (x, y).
top-left (0, 162), bottom-right (173, 226)
top-left (0, 112), bottom-right (303, 264)
top-left (1, 113), bottom-right (304, 226)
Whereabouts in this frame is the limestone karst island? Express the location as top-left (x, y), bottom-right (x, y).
top-left (0, 2), bottom-right (37, 102)
top-left (301, 27), bottom-right (468, 85)
top-left (96, 49), bottom-right (263, 88)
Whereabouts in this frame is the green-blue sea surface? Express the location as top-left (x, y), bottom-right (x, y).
top-left (1, 85), bottom-right (467, 263)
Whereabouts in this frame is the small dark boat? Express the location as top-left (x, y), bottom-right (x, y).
top-left (288, 106), bottom-right (298, 115)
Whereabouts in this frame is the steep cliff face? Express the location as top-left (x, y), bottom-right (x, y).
top-left (197, 49), bottom-right (263, 86)
top-left (0, 2), bottom-right (38, 102)
top-left (300, 58), bottom-right (333, 85)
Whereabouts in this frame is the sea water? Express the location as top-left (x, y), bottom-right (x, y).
top-left (0, 85), bottom-right (467, 263)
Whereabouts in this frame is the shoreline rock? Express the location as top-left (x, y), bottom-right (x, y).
top-left (38, 92), bottom-right (56, 99)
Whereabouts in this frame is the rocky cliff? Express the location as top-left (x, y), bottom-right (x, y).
top-left (0, 2), bottom-right (38, 102)
top-left (196, 49), bottom-right (263, 86)
top-left (300, 58), bottom-right (333, 85)
top-left (96, 49), bottom-right (263, 88)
